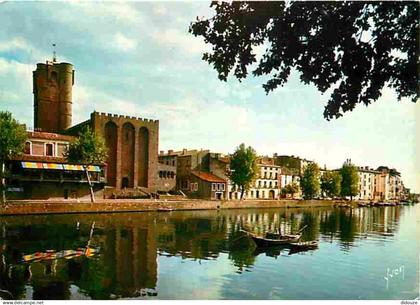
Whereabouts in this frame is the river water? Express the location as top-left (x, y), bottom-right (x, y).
top-left (0, 204), bottom-right (418, 300)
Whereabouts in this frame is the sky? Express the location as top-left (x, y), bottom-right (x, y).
top-left (0, 1), bottom-right (418, 192)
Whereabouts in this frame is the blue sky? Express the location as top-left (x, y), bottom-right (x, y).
top-left (0, 2), bottom-right (418, 192)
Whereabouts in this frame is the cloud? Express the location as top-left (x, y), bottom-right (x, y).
top-left (0, 37), bottom-right (29, 52)
top-left (153, 4), bottom-right (168, 16)
top-left (112, 33), bottom-right (137, 52)
top-left (153, 28), bottom-right (208, 54)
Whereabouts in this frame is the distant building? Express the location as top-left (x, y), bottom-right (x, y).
top-left (190, 171), bottom-right (226, 200)
top-left (158, 149), bottom-right (227, 199)
top-left (245, 157), bottom-right (281, 200)
top-left (156, 163), bottom-right (176, 193)
top-left (6, 131), bottom-right (106, 199)
top-left (355, 166), bottom-right (379, 201)
top-left (273, 154), bottom-right (313, 176)
top-left (374, 166), bottom-right (403, 201)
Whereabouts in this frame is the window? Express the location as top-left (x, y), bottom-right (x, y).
top-left (221, 183), bottom-right (225, 191)
top-left (212, 183), bottom-right (217, 191)
top-left (45, 143), bottom-right (54, 156)
top-left (172, 160), bottom-right (175, 166)
top-left (264, 181), bottom-right (267, 188)
top-left (24, 142), bottom-right (31, 154)
top-left (269, 181), bottom-right (272, 188)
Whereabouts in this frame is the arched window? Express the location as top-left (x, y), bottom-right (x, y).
top-left (24, 141), bottom-right (31, 154)
top-left (45, 143), bottom-right (54, 156)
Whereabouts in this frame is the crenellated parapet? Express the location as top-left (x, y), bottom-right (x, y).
top-left (92, 111), bottom-right (159, 125)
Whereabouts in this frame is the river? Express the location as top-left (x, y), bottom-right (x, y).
top-left (0, 204), bottom-right (418, 300)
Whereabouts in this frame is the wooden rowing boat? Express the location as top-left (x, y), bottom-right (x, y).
top-left (240, 229), bottom-right (302, 247)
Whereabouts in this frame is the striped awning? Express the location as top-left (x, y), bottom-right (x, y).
top-left (21, 162), bottom-right (101, 172)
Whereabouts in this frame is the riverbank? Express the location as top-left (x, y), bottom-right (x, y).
top-left (0, 198), bottom-right (345, 216)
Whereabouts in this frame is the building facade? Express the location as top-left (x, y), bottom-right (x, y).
top-left (32, 59), bottom-right (159, 193)
top-left (6, 131), bottom-right (106, 200)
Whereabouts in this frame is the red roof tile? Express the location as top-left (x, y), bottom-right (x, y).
top-left (27, 131), bottom-right (75, 142)
top-left (191, 171), bottom-right (226, 183)
top-left (10, 155), bottom-right (68, 163)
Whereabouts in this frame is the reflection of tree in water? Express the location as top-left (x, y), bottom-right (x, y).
top-left (300, 211), bottom-right (319, 241)
top-left (227, 236), bottom-right (256, 273)
top-left (0, 254), bottom-right (28, 300)
top-left (319, 209), bottom-right (339, 240)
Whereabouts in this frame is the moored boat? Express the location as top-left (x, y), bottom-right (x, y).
top-left (240, 229), bottom-right (302, 247)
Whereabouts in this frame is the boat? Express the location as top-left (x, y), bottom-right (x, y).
top-left (240, 229), bottom-right (302, 247)
top-left (157, 208), bottom-right (173, 212)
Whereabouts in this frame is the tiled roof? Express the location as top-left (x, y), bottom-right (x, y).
top-left (27, 131), bottom-right (75, 142)
top-left (9, 154), bottom-right (68, 163)
top-left (191, 171), bottom-right (226, 183)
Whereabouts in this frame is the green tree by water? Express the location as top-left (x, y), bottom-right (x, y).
top-left (189, 2), bottom-right (418, 120)
top-left (65, 127), bottom-right (108, 203)
top-left (321, 170), bottom-right (342, 198)
top-left (229, 143), bottom-right (258, 199)
top-left (300, 163), bottom-right (320, 199)
top-left (281, 182), bottom-right (300, 199)
top-left (0, 111), bottom-right (27, 204)
top-left (340, 160), bottom-right (359, 200)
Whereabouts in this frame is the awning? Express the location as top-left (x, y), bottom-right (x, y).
top-left (21, 162), bottom-right (101, 172)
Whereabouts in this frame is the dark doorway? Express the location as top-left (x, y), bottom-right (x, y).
top-left (216, 192), bottom-right (222, 200)
top-left (121, 177), bottom-right (129, 189)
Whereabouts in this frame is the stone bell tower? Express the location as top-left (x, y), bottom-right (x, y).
top-left (33, 56), bottom-right (74, 133)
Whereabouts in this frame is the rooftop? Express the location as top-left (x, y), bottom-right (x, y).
top-left (191, 171), bottom-right (226, 183)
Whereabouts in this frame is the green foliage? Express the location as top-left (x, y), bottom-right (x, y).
top-left (281, 182), bottom-right (300, 197)
top-left (0, 111), bottom-right (27, 161)
top-left (190, 1), bottom-right (418, 120)
top-left (229, 143), bottom-right (258, 199)
top-left (300, 163), bottom-right (320, 199)
top-left (65, 127), bottom-right (108, 165)
top-left (321, 170), bottom-right (342, 198)
top-left (0, 111), bottom-right (27, 203)
top-left (340, 161), bottom-right (359, 199)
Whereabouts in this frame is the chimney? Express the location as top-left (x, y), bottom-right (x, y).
top-left (168, 150), bottom-right (173, 154)
top-left (182, 149), bottom-right (187, 155)
top-left (159, 150), bottom-right (164, 155)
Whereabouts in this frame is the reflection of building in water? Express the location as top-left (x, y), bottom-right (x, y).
top-left (111, 226), bottom-right (157, 296)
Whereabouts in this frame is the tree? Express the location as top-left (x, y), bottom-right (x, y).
top-left (229, 143), bottom-right (258, 199)
top-left (281, 182), bottom-right (299, 199)
top-left (190, 1), bottom-right (418, 120)
top-left (300, 163), bottom-right (320, 199)
top-left (340, 160), bottom-right (359, 200)
top-left (321, 170), bottom-right (342, 198)
top-left (0, 111), bottom-right (27, 204)
top-left (65, 127), bottom-right (107, 203)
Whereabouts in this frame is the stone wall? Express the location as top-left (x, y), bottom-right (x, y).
top-left (90, 112), bottom-right (159, 191)
top-left (0, 199), bottom-right (340, 216)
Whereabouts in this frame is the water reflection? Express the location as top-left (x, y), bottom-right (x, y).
top-left (0, 206), bottom-right (409, 299)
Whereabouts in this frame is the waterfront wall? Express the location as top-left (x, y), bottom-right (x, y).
top-left (0, 199), bottom-right (340, 216)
